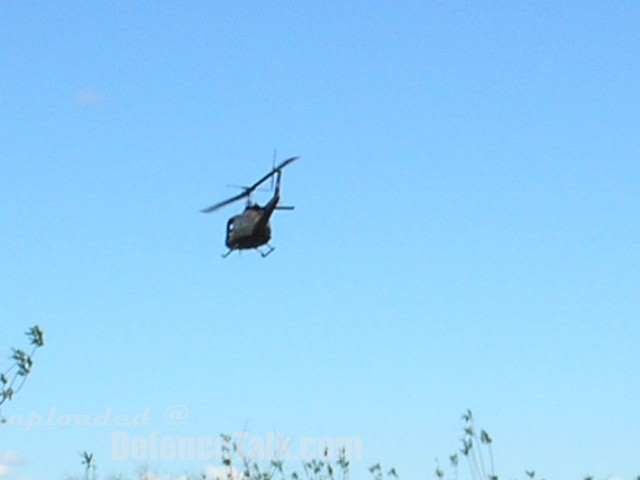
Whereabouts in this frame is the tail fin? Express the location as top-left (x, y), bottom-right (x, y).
top-left (270, 148), bottom-right (277, 191)
top-left (274, 169), bottom-right (282, 197)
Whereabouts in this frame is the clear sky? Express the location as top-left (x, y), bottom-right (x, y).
top-left (1, 2), bottom-right (639, 479)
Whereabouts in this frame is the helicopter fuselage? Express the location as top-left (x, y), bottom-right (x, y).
top-left (225, 206), bottom-right (272, 250)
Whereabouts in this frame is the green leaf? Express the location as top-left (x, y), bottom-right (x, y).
top-left (27, 326), bottom-right (45, 347)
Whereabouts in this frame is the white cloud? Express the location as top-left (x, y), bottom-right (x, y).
top-left (0, 450), bottom-right (24, 478)
top-left (0, 452), bottom-right (23, 465)
top-left (75, 89), bottom-right (105, 106)
top-left (204, 465), bottom-right (244, 480)
top-left (127, 469), bottom-right (243, 480)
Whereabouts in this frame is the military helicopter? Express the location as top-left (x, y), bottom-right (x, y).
top-left (201, 155), bottom-right (299, 258)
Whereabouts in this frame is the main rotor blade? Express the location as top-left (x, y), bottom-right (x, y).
top-left (248, 156), bottom-right (299, 192)
top-left (200, 156), bottom-right (298, 214)
top-left (276, 156), bottom-right (299, 171)
top-left (200, 190), bottom-right (249, 213)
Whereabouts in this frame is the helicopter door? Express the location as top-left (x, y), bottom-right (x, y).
top-left (227, 214), bottom-right (253, 240)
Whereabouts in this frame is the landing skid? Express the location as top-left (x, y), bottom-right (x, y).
top-left (258, 244), bottom-right (275, 257)
top-left (220, 245), bottom-right (275, 258)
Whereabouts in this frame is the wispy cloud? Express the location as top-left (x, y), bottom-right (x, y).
top-left (0, 450), bottom-right (24, 478)
top-left (129, 469), bottom-right (243, 480)
top-left (75, 89), bottom-right (105, 106)
top-left (203, 465), bottom-right (244, 480)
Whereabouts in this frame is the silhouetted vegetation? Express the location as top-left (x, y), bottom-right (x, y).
top-left (69, 435), bottom-right (397, 480)
top-left (58, 409), bottom-right (640, 479)
top-left (0, 325), bottom-right (44, 426)
top-left (434, 410), bottom-right (640, 480)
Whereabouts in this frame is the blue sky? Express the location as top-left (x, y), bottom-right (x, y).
top-left (1, 2), bottom-right (639, 479)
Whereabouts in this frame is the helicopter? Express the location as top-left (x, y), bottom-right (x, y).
top-left (201, 155), bottom-right (299, 258)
